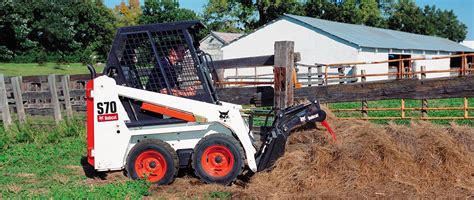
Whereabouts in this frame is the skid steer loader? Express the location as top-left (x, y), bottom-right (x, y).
top-left (85, 20), bottom-right (335, 185)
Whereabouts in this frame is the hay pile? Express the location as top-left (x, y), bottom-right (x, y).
top-left (153, 112), bottom-right (474, 199)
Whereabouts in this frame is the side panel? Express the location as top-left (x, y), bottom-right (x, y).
top-left (86, 80), bottom-right (95, 166)
top-left (92, 76), bottom-right (131, 170)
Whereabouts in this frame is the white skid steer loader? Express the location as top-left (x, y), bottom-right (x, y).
top-left (85, 21), bottom-right (335, 185)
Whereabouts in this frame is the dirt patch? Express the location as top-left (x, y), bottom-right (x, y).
top-left (6, 184), bottom-right (22, 194)
top-left (148, 112), bottom-right (474, 198)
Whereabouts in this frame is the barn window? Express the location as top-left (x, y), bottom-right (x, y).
top-left (388, 54), bottom-right (411, 79)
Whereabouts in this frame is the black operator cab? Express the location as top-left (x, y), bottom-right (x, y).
top-left (103, 21), bottom-right (219, 127)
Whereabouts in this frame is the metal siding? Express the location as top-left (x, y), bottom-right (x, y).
top-left (222, 19), bottom-right (359, 81)
top-left (284, 14), bottom-right (474, 53)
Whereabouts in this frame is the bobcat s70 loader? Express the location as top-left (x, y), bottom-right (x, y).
top-left (86, 21), bottom-right (335, 185)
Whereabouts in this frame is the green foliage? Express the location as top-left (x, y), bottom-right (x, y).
top-left (203, 0), bottom-right (467, 42)
top-left (208, 191), bottom-right (231, 199)
top-left (203, 0), bottom-right (304, 32)
top-left (139, 0), bottom-right (199, 24)
top-left (383, 0), bottom-right (466, 41)
top-left (0, 118), bottom-right (85, 150)
top-left (0, 0), bottom-right (116, 63)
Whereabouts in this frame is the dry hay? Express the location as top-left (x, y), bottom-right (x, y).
top-left (151, 111), bottom-right (474, 198)
top-left (244, 120), bottom-right (474, 199)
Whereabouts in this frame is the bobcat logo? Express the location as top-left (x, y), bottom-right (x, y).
top-left (219, 110), bottom-right (229, 119)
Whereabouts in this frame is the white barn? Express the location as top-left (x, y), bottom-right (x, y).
top-left (221, 14), bottom-right (474, 82)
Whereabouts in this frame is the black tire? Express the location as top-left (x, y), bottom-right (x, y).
top-left (126, 139), bottom-right (178, 185)
top-left (192, 133), bottom-right (245, 185)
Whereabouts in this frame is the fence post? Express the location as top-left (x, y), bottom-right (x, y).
top-left (317, 65), bottom-right (323, 86)
top-left (273, 41), bottom-right (295, 113)
top-left (421, 66), bottom-right (428, 119)
top-left (460, 53), bottom-right (466, 76)
top-left (0, 74), bottom-right (12, 127)
top-left (61, 75), bottom-right (73, 118)
top-left (464, 97), bottom-right (469, 119)
top-left (360, 70), bottom-right (368, 119)
top-left (48, 74), bottom-right (62, 124)
top-left (397, 55), bottom-right (403, 79)
top-left (401, 98), bottom-right (406, 119)
top-left (11, 77), bottom-right (26, 123)
top-left (307, 66), bottom-right (312, 87)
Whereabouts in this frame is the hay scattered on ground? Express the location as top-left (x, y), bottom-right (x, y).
top-left (150, 111), bottom-right (474, 198)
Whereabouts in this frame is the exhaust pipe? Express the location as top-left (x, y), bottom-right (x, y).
top-left (87, 64), bottom-right (97, 80)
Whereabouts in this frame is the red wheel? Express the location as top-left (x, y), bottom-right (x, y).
top-left (126, 139), bottom-right (178, 185)
top-left (134, 150), bottom-right (167, 183)
top-left (201, 145), bottom-right (235, 177)
top-left (192, 134), bottom-right (245, 185)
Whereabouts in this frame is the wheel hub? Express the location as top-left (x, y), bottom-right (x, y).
top-left (149, 161), bottom-right (157, 168)
top-left (134, 150), bottom-right (167, 183)
top-left (215, 156), bottom-right (223, 163)
top-left (201, 145), bottom-right (235, 177)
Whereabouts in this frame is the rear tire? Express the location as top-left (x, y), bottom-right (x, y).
top-left (192, 133), bottom-right (245, 185)
top-left (126, 139), bottom-right (178, 185)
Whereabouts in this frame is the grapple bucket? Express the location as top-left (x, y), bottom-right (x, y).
top-left (256, 100), bottom-right (335, 171)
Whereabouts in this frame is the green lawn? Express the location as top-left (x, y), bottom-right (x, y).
top-left (329, 98), bottom-right (474, 125)
top-left (0, 63), bottom-right (104, 76)
top-left (0, 119), bottom-right (152, 198)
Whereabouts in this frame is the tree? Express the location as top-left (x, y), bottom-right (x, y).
top-left (139, 0), bottom-right (199, 24)
top-left (304, 0), bottom-right (384, 27)
top-left (114, 0), bottom-right (142, 27)
top-left (304, 0), bottom-right (342, 22)
top-left (203, 0), bottom-right (305, 32)
top-left (430, 7), bottom-right (467, 42)
top-left (359, 0), bottom-right (384, 27)
top-left (387, 0), bottom-right (425, 34)
top-left (387, 0), bottom-right (466, 41)
top-left (255, 0), bottom-right (305, 27)
top-left (0, 0), bottom-right (116, 63)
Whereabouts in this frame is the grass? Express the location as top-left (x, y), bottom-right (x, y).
top-left (0, 119), bottom-right (151, 198)
top-left (0, 63), bottom-right (104, 76)
top-left (244, 98), bottom-right (474, 127)
top-left (0, 118), bottom-right (232, 199)
top-left (329, 98), bottom-right (474, 126)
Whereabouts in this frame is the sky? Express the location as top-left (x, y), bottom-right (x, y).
top-left (104, 0), bottom-right (474, 40)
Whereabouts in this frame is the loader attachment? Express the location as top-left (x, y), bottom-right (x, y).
top-left (256, 100), bottom-right (335, 172)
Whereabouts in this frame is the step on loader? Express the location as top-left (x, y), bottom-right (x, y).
top-left (85, 21), bottom-right (335, 185)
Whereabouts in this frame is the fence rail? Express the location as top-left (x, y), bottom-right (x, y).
top-left (1, 42), bottom-right (473, 127)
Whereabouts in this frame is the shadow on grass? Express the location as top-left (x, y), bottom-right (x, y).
top-left (80, 156), bottom-right (109, 180)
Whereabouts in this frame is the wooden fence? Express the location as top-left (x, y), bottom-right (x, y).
top-left (1, 41), bottom-right (473, 127)
top-left (0, 74), bottom-right (90, 126)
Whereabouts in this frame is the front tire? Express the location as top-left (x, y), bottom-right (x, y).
top-left (192, 133), bottom-right (245, 185)
top-left (126, 139), bottom-right (178, 185)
